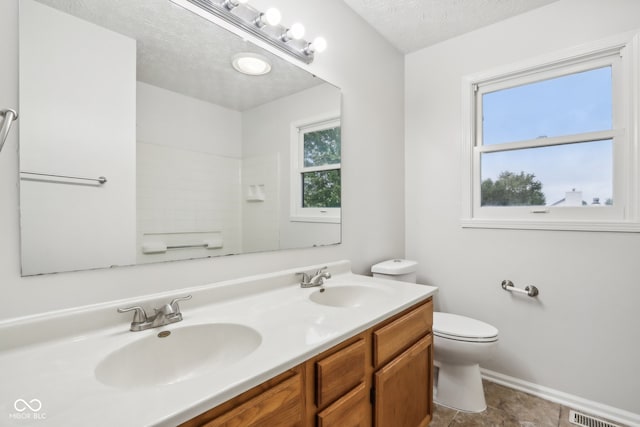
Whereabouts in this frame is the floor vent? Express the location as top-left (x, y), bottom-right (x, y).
top-left (569, 410), bottom-right (621, 427)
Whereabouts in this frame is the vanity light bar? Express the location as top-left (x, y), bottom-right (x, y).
top-left (174, 0), bottom-right (321, 64)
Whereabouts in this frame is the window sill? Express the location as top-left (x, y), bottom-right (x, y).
top-left (290, 215), bottom-right (340, 224)
top-left (460, 218), bottom-right (640, 232)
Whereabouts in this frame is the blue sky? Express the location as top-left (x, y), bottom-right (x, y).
top-left (481, 66), bottom-right (613, 205)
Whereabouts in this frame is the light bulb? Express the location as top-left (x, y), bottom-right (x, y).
top-left (305, 36), bottom-right (327, 54)
top-left (288, 23), bottom-right (305, 40)
top-left (223, 0), bottom-right (248, 10)
top-left (313, 37), bottom-right (327, 52)
top-left (264, 8), bottom-right (281, 26)
top-left (281, 23), bottom-right (305, 42)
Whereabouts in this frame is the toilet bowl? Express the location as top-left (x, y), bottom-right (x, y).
top-left (433, 312), bottom-right (498, 412)
top-left (371, 259), bottom-right (499, 413)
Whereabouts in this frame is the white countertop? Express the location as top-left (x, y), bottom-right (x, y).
top-left (0, 261), bottom-right (437, 426)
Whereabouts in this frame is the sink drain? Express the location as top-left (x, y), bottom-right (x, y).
top-left (157, 331), bottom-right (171, 338)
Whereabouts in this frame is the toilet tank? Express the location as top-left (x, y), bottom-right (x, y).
top-left (371, 259), bottom-right (418, 283)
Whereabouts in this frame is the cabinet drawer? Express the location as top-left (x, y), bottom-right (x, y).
top-left (316, 339), bottom-right (365, 408)
top-left (317, 383), bottom-right (368, 427)
top-left (203, 372), bottom-right (303, 427)
top-left (373, 299), bottom-right (432, 368)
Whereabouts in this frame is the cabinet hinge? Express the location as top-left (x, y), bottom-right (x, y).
top-left (370, 387), bottom-right (376, 405)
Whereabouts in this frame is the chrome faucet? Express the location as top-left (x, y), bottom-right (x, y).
top-left (297, 266), bottom-right (331, 288)
top-left (118, 295), bottom-right (192, 331)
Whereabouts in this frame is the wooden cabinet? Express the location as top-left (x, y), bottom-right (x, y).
top-left (373, 300), bottom-right (433, 368)
top-left (373, 300), bottom-right (434, 427)
top-left (317, 383), bottom-right (369, 427)
top-left (180, 368), bottom-right (304, 427)
top-left (308, 335), bottom-right (370, 427)
top-left (182, 298), bottom-right (433, 427)
top-left (316, 339), bottom-right (366, 408)
top-left (373, 335), bottom-right (433, 427)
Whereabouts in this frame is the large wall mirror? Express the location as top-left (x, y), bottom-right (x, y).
top-left (18, 0), bottom-right (342, 276)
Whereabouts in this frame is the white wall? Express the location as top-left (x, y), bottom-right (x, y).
top-left (136, 82), bottom-right (242, 158)
top-left (0, 0), bottom-right (404, 319)
top-left (136, 82), bottom-right (243, 262)
top-left (19, 0), bottom-right (137, 275)
top-left (241, 154), bottom-right (280, 253)
top-left (405, 0), bottom-right (640, 415)
top-left (242, 83), bottom-right (341, 249)
top-left (137, 143), bottom-right (242, 262)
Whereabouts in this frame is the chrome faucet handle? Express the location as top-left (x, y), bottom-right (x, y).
top-left (314, 266), bottom-right (330, 278)
top-left (298, 267), bottom-right (331, 288)
top-left (155, 303), bottom-right (175, 316)
top-left (296, 271), bottom-right (311, 284)
top-left (117, 306), bottom-right (148, 324)
top-left (169, 295), bottom-right (192, 313)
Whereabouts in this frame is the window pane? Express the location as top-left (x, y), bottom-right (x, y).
top-left (482, 67), bottom-right (612, 145)
top-left (302, 169), bottom-right (341, 208)
top-left (304, 126), bottom-right (341, 167)
top-left (480, 140), bottom-right (612, 207)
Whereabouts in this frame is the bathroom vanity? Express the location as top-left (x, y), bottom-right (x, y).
top-left (181, 298), bottom-right (433, 427)
top-left (0, 261), bottom-right (437, 426)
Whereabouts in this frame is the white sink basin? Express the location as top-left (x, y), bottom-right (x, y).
top-left (95, 323), bottom-right (261, 389)
top-left (309, 285), bottom-right (389, 308)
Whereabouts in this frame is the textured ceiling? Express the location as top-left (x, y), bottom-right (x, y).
top-left (342, 0), bottom-right (560, 53)
top-left (33, 0), bottom-right (322, 111)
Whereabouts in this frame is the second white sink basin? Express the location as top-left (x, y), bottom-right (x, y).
top-left (309, 285), bottom-right (389, 308)
top-left (95, 323), bottom-right (261, 389)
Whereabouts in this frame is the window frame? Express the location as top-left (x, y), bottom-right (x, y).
top-left (460, 31), bottom-right (640, 232)
top-left (290, 114), bottom-right (341, 223)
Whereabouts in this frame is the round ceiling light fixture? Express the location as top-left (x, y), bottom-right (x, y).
top-left (232, 52), bottom-right (272, 76)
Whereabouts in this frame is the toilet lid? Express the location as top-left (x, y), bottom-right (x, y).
top-left (433, 312), bottom-right (498, 342)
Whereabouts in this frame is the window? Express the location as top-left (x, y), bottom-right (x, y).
top-left (290, 116), bottom-right (341, 222)
top-left (461, 33), bottom-right (640, 231)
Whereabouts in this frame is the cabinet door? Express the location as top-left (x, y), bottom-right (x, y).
top-left (374, 334), bottom-right (433, 427)
top-left (202, 372), bottom-right (303, 427)
top-left (317, 383), bottom-right (368, 427)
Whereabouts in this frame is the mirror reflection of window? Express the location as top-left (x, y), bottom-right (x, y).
top-left (291, 118), bottom-right (341, 223)
top-left (302, 125), bottom-right (341, 209)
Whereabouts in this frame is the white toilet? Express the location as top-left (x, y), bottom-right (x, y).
top-left (371, 259), bottom-right (499, 413)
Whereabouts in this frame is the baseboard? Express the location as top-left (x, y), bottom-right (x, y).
top-left (481, 368), bottom-right (640, 427)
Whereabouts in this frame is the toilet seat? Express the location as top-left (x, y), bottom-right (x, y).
top-left (434, 312), bottom-right (498, 343)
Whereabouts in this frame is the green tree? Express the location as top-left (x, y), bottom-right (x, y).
top-left (302, 126), bottom-right (341, 208)
top-left (304, 127), bottom-right (341, 167)
top-left (481, 171), bottom-right (546, 206)
top-left (303, 170), bottom-right (341, 208)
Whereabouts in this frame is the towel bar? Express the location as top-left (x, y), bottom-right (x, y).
top-left (20, 171), bottom-right (107, 184)
top-left (0, 108), bottom-right (18, 153)
top-left (501, 280), bottom-right (539, 297)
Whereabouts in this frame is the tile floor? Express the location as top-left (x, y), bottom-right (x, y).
top-left (430, 380), bottom-right (626, 427)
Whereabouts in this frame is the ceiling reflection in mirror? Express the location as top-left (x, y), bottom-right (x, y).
top-left (18, 0), bottom-right (342, 276)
